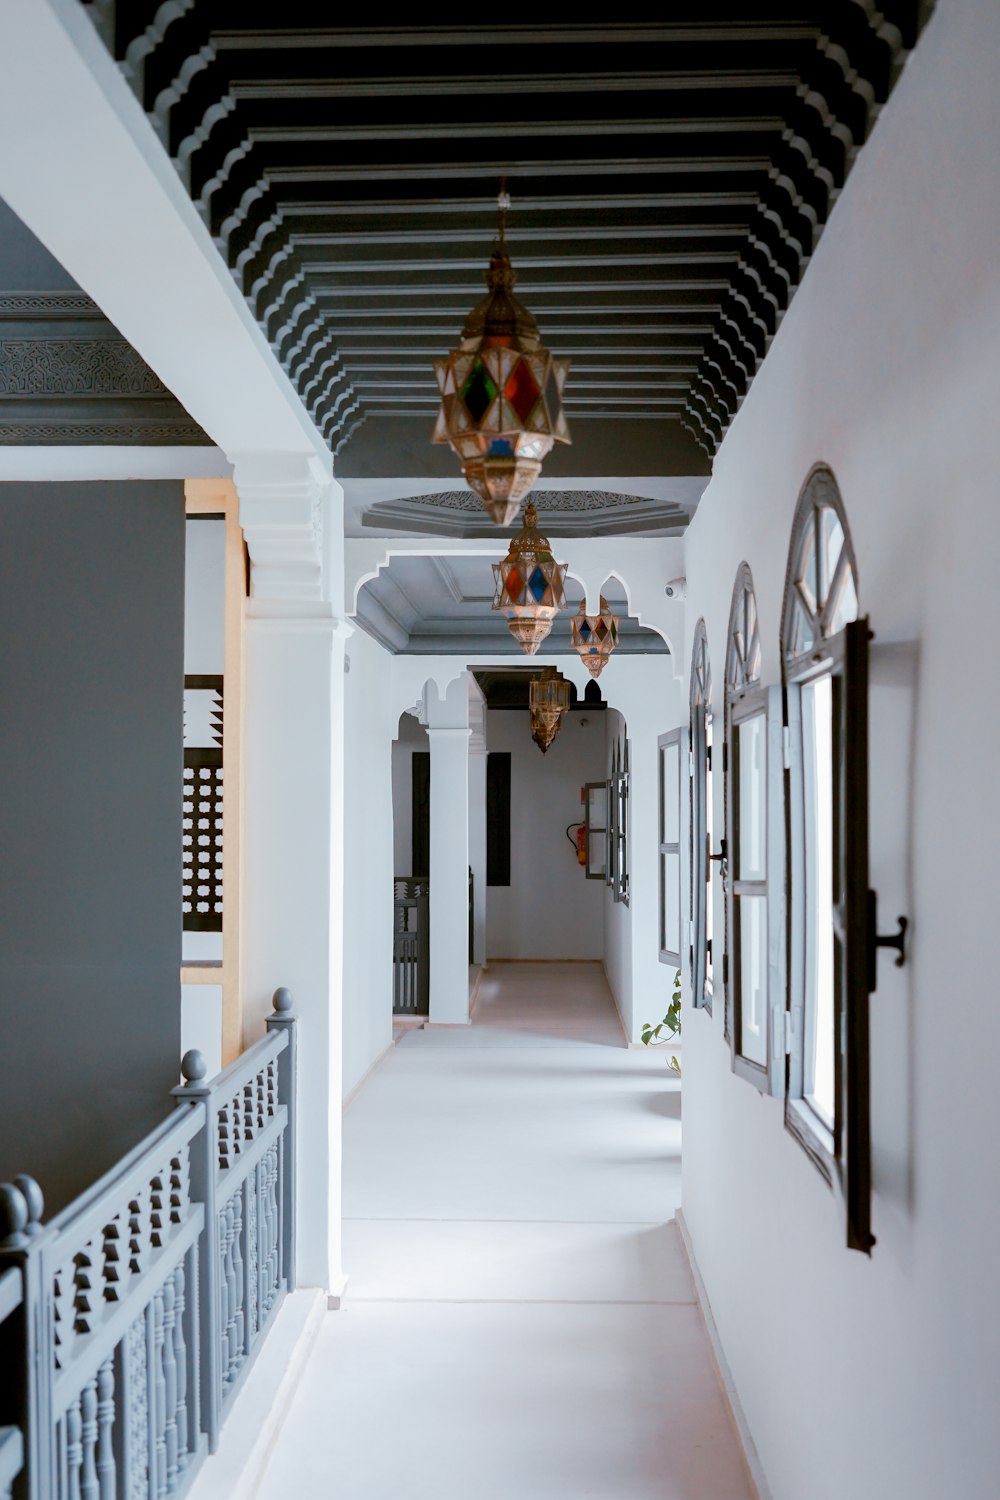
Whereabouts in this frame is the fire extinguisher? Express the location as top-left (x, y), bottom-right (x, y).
top-left (566, 785), bottom-right (587, 867)
top-left (565, 821), bottom-right (586, 865)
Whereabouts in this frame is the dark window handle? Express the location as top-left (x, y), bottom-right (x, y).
top-left (868, 889), bottom-right (908, 991)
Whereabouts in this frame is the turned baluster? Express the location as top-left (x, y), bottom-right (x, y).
top-left (172, 1263), bottom-right (188, 1466)
top-left (230, 1192), bottom-right (244, 1374)
top-left (151, 1289), bottom-right (167, 1499)
top-left (95, 1357), bottom-right (116, 1500)
top-left (162, 1274), bottom-right (178, 1488)
top-left (66, 1398), bottom-right (83, 1500)
top-left (79, 1377), bottom-right (98, 1500)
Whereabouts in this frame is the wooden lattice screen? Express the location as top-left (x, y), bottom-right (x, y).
top-left (183, 674), bottom-right (224, 931)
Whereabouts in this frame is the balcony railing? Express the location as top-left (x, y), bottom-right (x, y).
top-left (393, 878), bottom-right (429, 1016)
top-left (0, 989), bottom-right (297, 1500)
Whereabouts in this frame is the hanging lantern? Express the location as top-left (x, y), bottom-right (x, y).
top-left (571, 595), bottom-right (621, 678)
top-left (432, 183), bottom-right (571, 526)
top-left (529, 666), bottom-right (571, 754)
top-left (492, 501), bottom-right (568, 655)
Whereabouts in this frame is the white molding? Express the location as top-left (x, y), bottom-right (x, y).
top-left (234, 453), bottom-right (333, 602)
top-left (675, 1209), bottom-right (773, 1500)
top-left (185, 1290), bottom-right (325, 1500)
top-left (0, 446), bottom-right (231, 480)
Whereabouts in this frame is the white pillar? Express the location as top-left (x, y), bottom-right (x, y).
top-left (236, 454), bottom-right (349, 1302)
top-left (425, 679), bottom-right (471, 1024)
top-left (468, 684), bottom-right (488, 970)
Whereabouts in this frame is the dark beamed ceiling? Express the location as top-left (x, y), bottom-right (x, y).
top-left (81, 6), bottom-right (930, 474)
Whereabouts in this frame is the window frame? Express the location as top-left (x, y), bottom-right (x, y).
top-left (781, 465), bottom-right (873, 1254)
top-left (723, 564), bottom-right (785, 1095)
top-left (609, 735), bottom-right (630, 906)
top-left (688, 621), bottom-right (714, 1012)
top-left (658, 728), bottom-right (683, 965)
top-left (583, 780), bottom-right (609, 882)
top-left (726, 682), bottom-right (785, 1094)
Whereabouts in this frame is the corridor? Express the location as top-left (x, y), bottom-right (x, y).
top-left (257, 964), bottom-right (754, 1500)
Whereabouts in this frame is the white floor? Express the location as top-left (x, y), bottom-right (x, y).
top-left (257, 963), bottom-right (754, 1500)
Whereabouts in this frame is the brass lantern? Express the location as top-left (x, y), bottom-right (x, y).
top-left (432, 186), bottom-right (570, 526)
top-left (529, 667), bottom-right (571, 754)
top-left (571, 595), bottom-right (621, 678)
top-left (492, 501), bottom-right (568, 655)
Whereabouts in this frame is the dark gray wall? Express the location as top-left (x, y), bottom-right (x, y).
top-left (0, 481), bottom-right (185, 1214)
top-left (0, 197), bottom-right (77, 288)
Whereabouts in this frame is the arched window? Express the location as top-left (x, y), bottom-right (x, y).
top-left (688, 621), bottom-right (714, 1010)
top-left (781, 465), bottom-right (873, 1253)
top-left (724, 565), bottom-right (783, 1093)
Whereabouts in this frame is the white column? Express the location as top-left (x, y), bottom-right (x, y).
top-left (236, 455), bottom-right (350, 1302)
top-left (425, 679), bottom-right (472, 1024)
top-left (468, 749), bottom-right (487, 968)
top-left (468, 685), bottom-right (488, 970)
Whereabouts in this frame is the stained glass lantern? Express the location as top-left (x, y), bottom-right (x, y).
top-left (571, 596), bottom-right (620, 678)
top-left (529, 666), bottom-right (571, 754)
top-left (492, 501), bottom-right (568, 655)
top-left (432, 188), bottom-right (570, 526)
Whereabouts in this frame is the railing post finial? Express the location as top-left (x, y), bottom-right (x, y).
top-left (181, 1049), bottom-right (208, 1085)
top-left (0, 1174), bottom-right (43, 1247)
top-left (271, 987), bottom-right (294, 1018)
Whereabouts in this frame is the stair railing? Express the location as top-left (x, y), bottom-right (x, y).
top-left (0, 988), bottom-right (297, 1500)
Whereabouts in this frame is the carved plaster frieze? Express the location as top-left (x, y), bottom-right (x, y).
top-left (0, 291), bottom-right (209, 444)
top-left (0, 420), bottom-right (207, 444)
top-left (0, 339), bottom-right (168, 397)
top-left (0, 292), bottom-right (102, 318)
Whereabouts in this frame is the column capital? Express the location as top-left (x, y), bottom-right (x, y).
top-left (425, 726), bottom-right (472, 741)
top-left (232, 451), bottom-right (335, 604)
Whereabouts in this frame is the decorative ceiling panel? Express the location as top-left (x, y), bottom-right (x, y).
top-left (361, 488), bottom-right (690, 537)
top-left (80, 6), bottom-right (930, 469)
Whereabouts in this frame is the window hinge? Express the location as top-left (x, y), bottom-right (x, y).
top-left (722, 952), bottom-right (729, 985)
top-left (783, 1011), bottom-right (793, 1054)
top-left (721, 742), bottom-right (728, 774)
top-left (707, 743), bottom-right (712, 770)
top-left (782, 725), bottom-right (791, 770)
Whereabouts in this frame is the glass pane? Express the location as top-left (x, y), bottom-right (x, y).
top-left (662, 851), bottom-right (680, 955)
top-left (791, 593), bottom-right (816, 658)
top-left (828, 562), bottom-right (859, 635)
top-left (802, 674), bottom-right (835, 1124)
top-left (821, 506), bottom-right (845, 604)
top-left (662, 741), bottom-right (680, 843)
top-left (798, 523), bottom-right (818, 612)
top-left (739, 894), bottom-right (768, 1065)
top-left (738, 713), bottom-right (766, 880)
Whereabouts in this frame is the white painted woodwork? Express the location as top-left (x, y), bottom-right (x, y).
top-left (424, 678), bottom-right (472, 1026)
top-left (0, 0), bottom-right (327, 465)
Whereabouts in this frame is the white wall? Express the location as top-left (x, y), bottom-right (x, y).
top-left (391, 712), bottom-right (428, 875)
top-left (485, 708), bottom-right (606, 961)
top-left (342, 628), bottom-right (396, 1097)
top-left (681, 5), bottom-right (1000, 1497)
